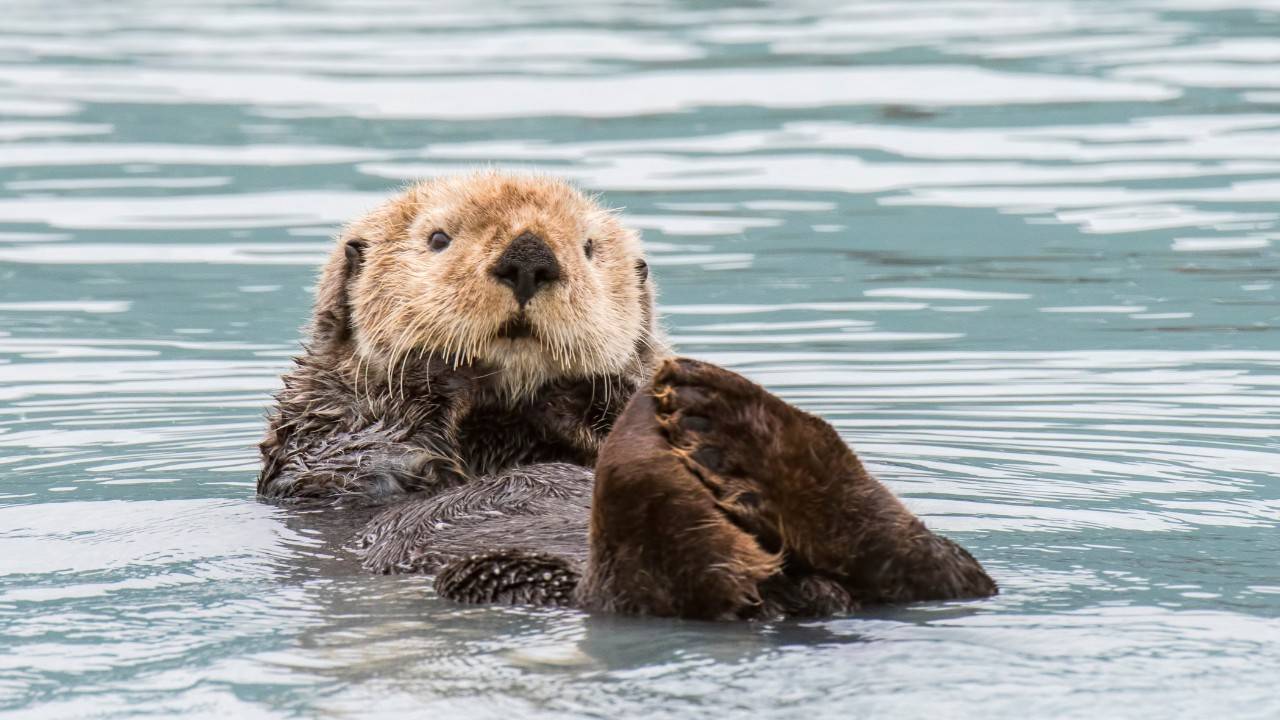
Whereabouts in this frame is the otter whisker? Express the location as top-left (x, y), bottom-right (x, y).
top-left (393, 310), bottom-right (434, 403)
top-left (389, 299), bottom-right (424, 397)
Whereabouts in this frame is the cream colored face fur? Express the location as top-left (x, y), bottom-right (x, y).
top-left (336, 172), bottom-right (649, 396)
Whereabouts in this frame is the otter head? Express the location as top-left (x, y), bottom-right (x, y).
top-left (311, 171), bottom-right (658, 397)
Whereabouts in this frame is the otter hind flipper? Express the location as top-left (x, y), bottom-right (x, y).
top-left (435, 551), bottom-right (581, 607)
top-left (649, 357), bottom-right (998, 606)
top-left (578, 357), bottom-right (996, 620)
top-left (578, 389), bottom-right (783, 620)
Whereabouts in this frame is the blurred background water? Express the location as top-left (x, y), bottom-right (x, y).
top-left (1, 0), bottom-right (1278, 717)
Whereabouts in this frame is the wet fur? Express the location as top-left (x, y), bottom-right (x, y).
top-left (259, 172), bottom-right (661, 502)
top-left (258, 172), bottom-right (995, 620)
top-left (353, 358), bottom-right (996, 620)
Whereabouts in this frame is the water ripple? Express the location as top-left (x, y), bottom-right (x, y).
top-left (2, 0), bottom-right (1279, 717)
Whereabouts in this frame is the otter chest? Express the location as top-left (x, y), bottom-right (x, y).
top-left (455, 401), bottom-right (595, 477)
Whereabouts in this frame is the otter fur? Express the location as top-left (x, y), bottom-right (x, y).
top-left (259, 172), bottom-right (660, 503)
top-left (258, 172), bottom-right (997, 619)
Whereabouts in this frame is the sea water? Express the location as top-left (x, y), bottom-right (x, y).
top-left (1, 1), bottom-right (1278, 717)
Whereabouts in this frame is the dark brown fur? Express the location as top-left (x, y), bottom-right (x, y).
top-left (352, 358), bottom-right (997, 620)
top-left (258, 174), bottom-right (995, 619)
top-left (576, 358), bottom-right (997, 619)
top-left (259, 350), bottom-right (643, 503)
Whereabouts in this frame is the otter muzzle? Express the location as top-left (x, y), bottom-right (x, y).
top-left (490, 232), bottom-right (561, 308)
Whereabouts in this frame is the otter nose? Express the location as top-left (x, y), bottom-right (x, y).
top-left (490, 232), bottom-right (561, 308)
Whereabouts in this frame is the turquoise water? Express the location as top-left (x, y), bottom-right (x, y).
top-left (2, 0), bottom-right (1279, 717)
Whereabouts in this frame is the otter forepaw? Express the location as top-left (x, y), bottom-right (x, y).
top-left (435, 550), bottom-right (580, 607)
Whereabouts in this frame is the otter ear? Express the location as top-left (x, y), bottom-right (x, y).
top-left (311, 237), bottom-right (367, 352)
top-left (344, 238), bottom-right (366, 270)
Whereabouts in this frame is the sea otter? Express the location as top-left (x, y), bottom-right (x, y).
top-left (259, 171), bottom-right (996, 619)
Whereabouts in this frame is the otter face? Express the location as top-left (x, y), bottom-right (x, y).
top-left (324, 172), bottom-right (653, 396)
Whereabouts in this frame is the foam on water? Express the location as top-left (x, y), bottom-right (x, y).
top-left (1, 0), bottom-right (1278, 718)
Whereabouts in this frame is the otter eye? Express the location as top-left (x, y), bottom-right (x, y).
top-left (584, 238), bottom-right (594, 259)
top-left (428, 231), bottom-right (451, 252)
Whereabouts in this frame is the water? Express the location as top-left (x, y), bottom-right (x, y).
top-left (1, 0), bottom-right (1278, 716)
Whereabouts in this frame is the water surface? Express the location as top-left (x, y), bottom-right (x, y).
top-left (1, 1), bottom-right (1279, 717)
